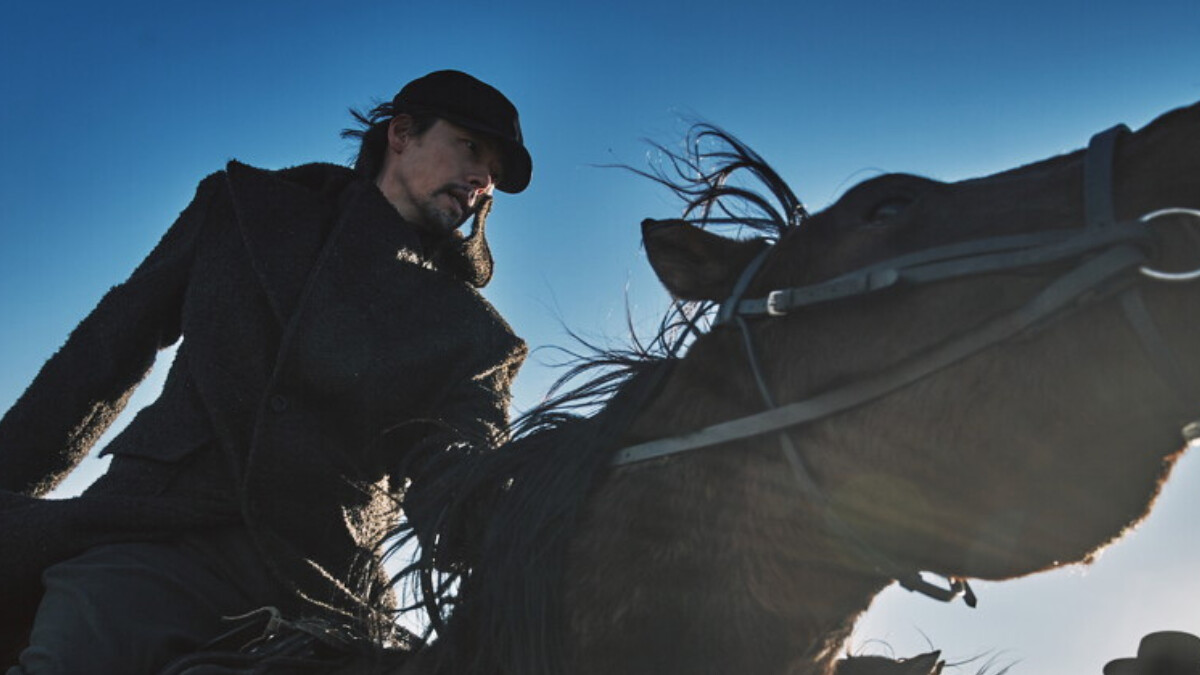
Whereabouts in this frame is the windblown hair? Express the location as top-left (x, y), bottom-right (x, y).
top-left (341, 101), bottom-right (438, 180)
top-left (620, 123), bottom-right (809, 352)
top-left (637, 123), bottom-right (808, 234)
top-left (379, 124), bottom-right (808, 675)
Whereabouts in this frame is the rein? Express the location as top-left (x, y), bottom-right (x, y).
top-left (612, 124), bottom-right (1200, 605)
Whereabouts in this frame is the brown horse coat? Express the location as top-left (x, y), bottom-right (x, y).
top-left (0, 161), bottom-right (526, 655)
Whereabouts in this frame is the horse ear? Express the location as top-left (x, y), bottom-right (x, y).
top-left (642, 219), bottom-right (771, 301)
top-left (904, 651), bottom-right (943, 675)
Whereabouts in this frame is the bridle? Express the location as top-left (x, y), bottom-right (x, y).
top-left (612, 124), bottom-right (1200, 606)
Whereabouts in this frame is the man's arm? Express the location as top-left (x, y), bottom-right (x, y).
top-left (0, 175), bottom-right (217, 496)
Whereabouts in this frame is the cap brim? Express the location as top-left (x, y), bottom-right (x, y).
top-left (493, 137), bottom-right (532, 194)
top-left (1102, 658), bottom-right (1139, 675)
top-left (423, 110), bottom-right (532, 194)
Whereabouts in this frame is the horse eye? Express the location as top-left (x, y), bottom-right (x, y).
top-left (865, 198), bottom-right (912, 226)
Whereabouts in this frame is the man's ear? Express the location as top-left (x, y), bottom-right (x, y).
top-left (387, 115), bottom-right (414, 154)
top-left (642, 218), bottom-right (771, 301)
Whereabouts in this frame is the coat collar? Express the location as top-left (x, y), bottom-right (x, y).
top-left (223, 161), bottom-right (494, 325)
top-left (224, 161), bottom-right (354, 324)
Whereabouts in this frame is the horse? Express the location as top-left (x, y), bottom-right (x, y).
top-left (364, 101), bottom-right (1200, 675)
top-left (170, 100), bottom-right (1200, 675)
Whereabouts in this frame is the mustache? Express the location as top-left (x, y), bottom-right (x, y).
top-left (438, 183), bottom-right (485, 213)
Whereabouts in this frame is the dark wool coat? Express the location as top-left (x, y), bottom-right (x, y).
top-left (0, 162), bottom-right (526, 656)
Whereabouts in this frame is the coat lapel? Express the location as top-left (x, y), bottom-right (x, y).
top-left (331, 178), bottom-right (427, 272)
top-left (223, 161), bottom-right (349, 325)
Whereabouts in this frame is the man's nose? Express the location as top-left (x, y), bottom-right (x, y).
top-left (466, 162), bottom-right (498, 192)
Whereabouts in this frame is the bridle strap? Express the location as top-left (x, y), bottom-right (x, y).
top-left (1087, 125), bottom-right (1200, 406)
top-left (722, 124), bottom-right (1140, 321)
top-left (616, 124), bottom-right (1149, 467)
top-left (1085, 124), bottom-right (1130, 229)
top-left (729, 226), bottom-right (1149, 318)
top-left (1120, 290), bottom-right (1199, 404)
top-left (716, 245), bottom-right (774, 324)
top-left (611, 244), bottom-right (1145, 466)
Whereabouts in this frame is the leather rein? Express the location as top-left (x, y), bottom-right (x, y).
top-left (612, 124), bottom-right (1200, 606)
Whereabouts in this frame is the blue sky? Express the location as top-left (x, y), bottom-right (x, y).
top-left (2, 1), bottom-right (1198, 672)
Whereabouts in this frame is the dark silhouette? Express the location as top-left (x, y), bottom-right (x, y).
top-left (835, 651), bottom-right (944, 675)
top-left (147, 102), bottom-right (1200, 674)
top-left (369, 101), bottom-right (1200, 675)
top-left (0, 70), bottom-right (532, 674)
top-left (1105, 632), bottom-right (1200, 675)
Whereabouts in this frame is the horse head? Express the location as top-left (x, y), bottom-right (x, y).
top-left (573, 101), bottom-right (1200, 673)
top-left (390, 102), bottom-right (1200, 675)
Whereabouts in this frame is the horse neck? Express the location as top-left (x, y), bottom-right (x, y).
top-left (613, 335), bottom-right (893, 673)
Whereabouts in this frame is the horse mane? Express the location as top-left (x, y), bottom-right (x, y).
top-left (378, 124), bottom-right (807, 674)
top-left (509, 122), bottom-right (807, 420)
top-left (633, 122), bottom-right (807, 236)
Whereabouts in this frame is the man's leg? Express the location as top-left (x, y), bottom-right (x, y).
top-left (8, 527), bottom-right (287, 675)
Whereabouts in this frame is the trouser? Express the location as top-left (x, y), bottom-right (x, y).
top-left (7, 526), bottom-right (289, 675)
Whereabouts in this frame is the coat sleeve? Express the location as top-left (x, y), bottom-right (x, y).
top-left (0, 175), bottom-right (219, 496)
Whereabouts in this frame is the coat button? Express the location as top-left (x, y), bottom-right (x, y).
top-left (269, 394), bottom-right (288, 413)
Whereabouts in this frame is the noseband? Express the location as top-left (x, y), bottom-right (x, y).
top-left (613, 124), bottom-right (1200, 607)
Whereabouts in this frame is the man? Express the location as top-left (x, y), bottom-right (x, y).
top-left (0, 70), bottom-right (531, 674)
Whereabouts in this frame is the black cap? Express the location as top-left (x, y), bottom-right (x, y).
top-left (392, 70), bottom-right (532, 194)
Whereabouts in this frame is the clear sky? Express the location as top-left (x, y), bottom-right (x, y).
top-left (2, 1), bottom-right (1198, 672)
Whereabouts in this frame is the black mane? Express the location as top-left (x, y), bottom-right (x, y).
top-left (633, 122), bottom-right (806, 235)
top-left (379, 124), bottom-right (806, 674)
top-left (502, 123), bottom-right (806, 427)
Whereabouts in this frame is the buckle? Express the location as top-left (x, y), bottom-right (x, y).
top-left (1184, 421), bottom-right (1200, 443)
top-left (766, 290), bottom-right (787, 316)
top-left (1139, 208), bottom-right (1200, 281)
top-left (899, 573), bottom-right (978, 608)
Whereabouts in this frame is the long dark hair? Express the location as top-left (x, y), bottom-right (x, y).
top-left (341, 101), bottom-right (438, 180)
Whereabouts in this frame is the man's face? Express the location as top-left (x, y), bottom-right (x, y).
top-left (378, 117), bottom-right (504, 234)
